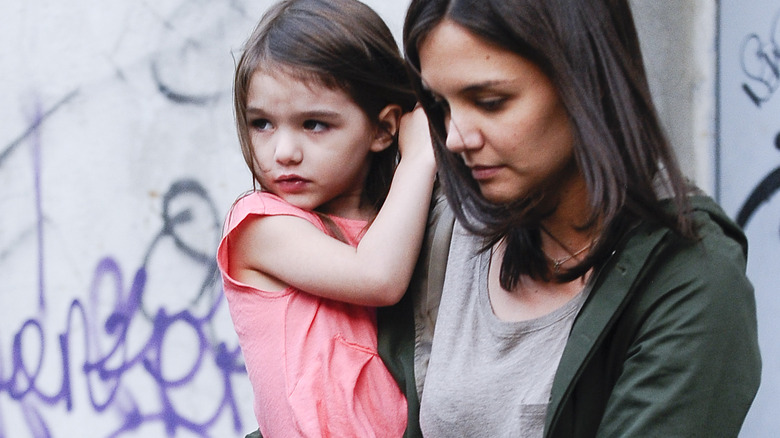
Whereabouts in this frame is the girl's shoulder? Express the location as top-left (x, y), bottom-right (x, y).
top-left (226, 191), bottom-right (322, 232)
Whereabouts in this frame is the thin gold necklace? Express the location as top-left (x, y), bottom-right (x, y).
top-left (540, 226), bottom-right (593, 274)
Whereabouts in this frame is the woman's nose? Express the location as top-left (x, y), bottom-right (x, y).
top-left (445, 115), bottom-right (483, 153)
top-left (273, 131), bottom-right (303, 165)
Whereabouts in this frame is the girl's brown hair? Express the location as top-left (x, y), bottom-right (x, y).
top-left (234, 0), bottom-right (417, 214)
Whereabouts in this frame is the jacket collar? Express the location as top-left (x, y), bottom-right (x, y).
top-left (544, 219), bottom-right (668, 433)
top-left (543, 195), bottom-right (745, 433)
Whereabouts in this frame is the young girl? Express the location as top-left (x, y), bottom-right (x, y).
top-left (217, 0), bottom-right (434, 436)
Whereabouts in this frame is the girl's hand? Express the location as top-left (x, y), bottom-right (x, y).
top-left (398, 105), bottom-right (435, 166)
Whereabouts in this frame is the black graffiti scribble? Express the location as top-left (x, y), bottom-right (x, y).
top-left (139, 179), bottom-right (222, 321)
top-left (741, 8), bottom-right (780, 107)
top-left (150, 1), bottom-right (250, 106)
top-left (736, 132), bottom-right (780, 228)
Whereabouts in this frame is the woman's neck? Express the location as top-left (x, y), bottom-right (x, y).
top-left (537, 173), bottom-right (599, 267)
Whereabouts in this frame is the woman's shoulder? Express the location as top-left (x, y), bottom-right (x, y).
top-left (662, 194), bottom-right (747, 268)
top-left (626, 194), bottom-right (752, 303)
top-left (590, 194), bottom-right (756, 359)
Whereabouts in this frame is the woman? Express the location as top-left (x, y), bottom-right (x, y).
top-left (377, 0), bottom-right (761, 436)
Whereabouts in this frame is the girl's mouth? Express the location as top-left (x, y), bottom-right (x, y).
top-left (275, 175), bottom-right (310, 193)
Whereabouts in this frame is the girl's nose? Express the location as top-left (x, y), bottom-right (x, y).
top-left (273, 131), bottom-right (303, 165)
top-left (445, 115), bottom-right (483, 154)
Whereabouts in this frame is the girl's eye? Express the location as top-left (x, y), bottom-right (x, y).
top-left (303, 120), bottom-right (329, 132)
top-left (250, 118), bottom-right (272, 131)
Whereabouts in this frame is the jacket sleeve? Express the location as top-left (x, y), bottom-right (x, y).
top-left (596, 217), bottom-right (761, 437)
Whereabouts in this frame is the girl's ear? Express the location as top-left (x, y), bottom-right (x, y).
top-left (370, 104), bottom-right (402, 152)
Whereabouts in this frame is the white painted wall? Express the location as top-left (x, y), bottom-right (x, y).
top-left (0, 0), bottom-right (772, 437)
top-left (0, 1), bottom-right (280, 436)
top-left (631, 0), bottom-right (718, 193)
top-left (718, 1), bottom-right (780, 436)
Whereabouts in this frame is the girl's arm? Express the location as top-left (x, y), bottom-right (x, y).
top-left (228, 107), bottom-right (436, 306)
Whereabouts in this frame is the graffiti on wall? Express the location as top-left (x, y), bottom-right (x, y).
top-left (0, 170), bottom-right (246, 438)
top-left (740, 9), bottom-right (780, 108)
top-left (0, 104), bottom-right (248, 437)
top-left (736, 132), bottom-right (780, 228)
top-left (0, 0), bottom-right (262, 436)
top-left (736, 7), bottom-right (780, 229)
top-left (720, 1), bottom-right (780, 435)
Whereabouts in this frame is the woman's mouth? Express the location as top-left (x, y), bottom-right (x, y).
top-left (470, 165), bottom-right (502, 181)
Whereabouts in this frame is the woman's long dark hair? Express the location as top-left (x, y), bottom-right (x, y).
top-left (404, 0), bottom-right (696, 287)
top-left (234, 0), bottom-right (417, 213)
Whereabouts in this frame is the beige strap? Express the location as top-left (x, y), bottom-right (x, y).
top-left (413, 194), bottom-right (455, 398)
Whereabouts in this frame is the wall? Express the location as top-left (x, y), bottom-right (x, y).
top-left (1, 1), bottom-right (276, 436)
top-left (0, 1), bottom-right (412, 436)
top-left (631, 0), bottom-right (717, 192)
top-left (718, 0), bottom-right (780, 435)
top-left (0, 0), bottom-right (770, 437)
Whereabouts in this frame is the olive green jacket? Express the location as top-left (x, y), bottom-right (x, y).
top-left (377, 194), bottom-right (761, 437)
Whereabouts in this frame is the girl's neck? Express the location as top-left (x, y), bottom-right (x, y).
top-left (316, 194), bottom-right (376, 221)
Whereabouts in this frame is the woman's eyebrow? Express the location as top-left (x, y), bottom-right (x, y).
top-left (461, 80), bottom-right (513, 93)
top-left (423, 79), bottom-right (514, 95)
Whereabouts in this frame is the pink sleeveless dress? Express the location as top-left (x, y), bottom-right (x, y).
top-left (217, 192), bottom-right (407, 437)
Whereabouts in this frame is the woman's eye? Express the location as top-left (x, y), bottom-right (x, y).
top-left (476, 97), bottom-right (506, 112)
top-left (430, 96), bottom-right (451, 115)
top-left (303, 120), bottom-right (329, 132)
top-left (250, 118), bottom-right (272, 130)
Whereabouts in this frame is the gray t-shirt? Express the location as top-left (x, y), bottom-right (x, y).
top-left (419, 222), bottom-right (589, 438)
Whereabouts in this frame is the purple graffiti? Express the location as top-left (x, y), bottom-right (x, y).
top-left (1, 1), bottom-right (256, 433)
top-left (1, 257), bottom-right (247, 437)
top-left (0, 105), bottom-right (248, 437)
top-left (741, 8), bottom-right (780, 107)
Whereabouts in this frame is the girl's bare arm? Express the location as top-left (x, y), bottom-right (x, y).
top-left (229, 107), bottom-right (436, 306)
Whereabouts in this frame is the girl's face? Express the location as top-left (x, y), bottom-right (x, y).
top-left (245, 70), bottom-right (388, 218)
top-left (418, 21), bottom-right (578, 205)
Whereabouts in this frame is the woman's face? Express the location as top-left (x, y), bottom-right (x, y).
top-left (418, 21), bottom-right (578, 205)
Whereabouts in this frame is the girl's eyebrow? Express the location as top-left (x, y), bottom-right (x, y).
top-left (245, 106), bottom-right (266, 115)
top-left (244, 107), bottom-right (342, 119)
top-left (299, 110), bottom-right (343, 119)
